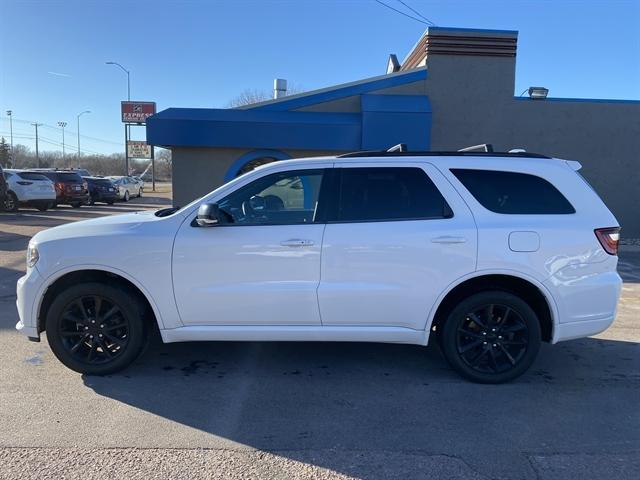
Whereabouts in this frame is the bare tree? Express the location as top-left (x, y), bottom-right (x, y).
top-left (226, 84), bottom-right (305, 107)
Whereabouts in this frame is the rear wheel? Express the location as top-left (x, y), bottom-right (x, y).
top-left (88, 194), bottom-right (95, 206)
top-left (123, 190), bottom-right (130, 202)
top-left (45, 282), bottom-right (147, 375)
top-left (138, 188), bottom-right (142, 197)
top-left (4, 192), bottom-right (18, 212)
top-left (71, 202), bottom-right (82, 208)
top-left (440, 291), bottom-right (541, 384)
top-left (36, 202), bottom-right (49, 212)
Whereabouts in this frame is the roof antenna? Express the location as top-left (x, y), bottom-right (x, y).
top-left (387, 143), bottom-right (407, 153)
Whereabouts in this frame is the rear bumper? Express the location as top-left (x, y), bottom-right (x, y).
top-left (57, 193), bottom-right (89, 204)
top-left (545, 268), bottom-right (622, 343)
top-left (93, 192), bottom-right (119, 202)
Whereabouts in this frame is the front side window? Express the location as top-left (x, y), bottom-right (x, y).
top-left (217, 169), bottom-right (325, 225)
top-left (335, 167), bottom-right (452, 222)
top-left (451, 169), bottom-right (575, 214)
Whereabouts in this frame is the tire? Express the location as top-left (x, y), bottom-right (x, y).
top-left (45, 282), bottom-right (147, 375)
top-left (88, 194), bottom-right (95, 206)
top-left (36, 202), bottom-right (49, 212)
top-left (71, 202), bottom-right (82, 208)
top-left (138, 188), bottom-right (142, 198)
top-left (107, 201), bottom-right (114, 205)
top-left (4, 192), bottom-right (18, 212)
top-left (439, 291), bottom-right (541, 384)
top-left (123, 190), bottom-right (130, 202)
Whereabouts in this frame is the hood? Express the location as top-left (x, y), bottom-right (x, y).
top-left (32, 210), bottom-right (159, 244)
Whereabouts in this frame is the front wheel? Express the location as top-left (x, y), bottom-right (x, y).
top-left (439, 291), bottom-right (541, 384)
top-left (45, 282), bottom-right (147, 375)
top-left (123, 190), bottom-right (130, 202)
top-left (5, 192), bottom-right (18, 212)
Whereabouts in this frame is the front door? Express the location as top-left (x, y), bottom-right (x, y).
top-left (318, 163), bottom-right (477, 330)
top-left (172, 166), bottom-right (329, 326)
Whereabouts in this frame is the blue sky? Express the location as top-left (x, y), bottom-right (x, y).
top-left (1, 0), bottom-right (639, 155)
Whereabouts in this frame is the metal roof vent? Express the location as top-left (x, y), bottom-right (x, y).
top-left (273, 79), bottom-right (287, 99)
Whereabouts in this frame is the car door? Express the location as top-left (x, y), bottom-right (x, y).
top-left (318, 162), bottom-right (477, 330)
top-left (172, 165), bottom-right (331, 326)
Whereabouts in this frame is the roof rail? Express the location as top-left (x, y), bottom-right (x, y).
top-left (458, 143), bottom-right (494, 153)
top-left (337, 150), bottom-right (551, 159)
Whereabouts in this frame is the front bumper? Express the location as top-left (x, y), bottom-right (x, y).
top-left (15, 267), bottom-right (43, 340)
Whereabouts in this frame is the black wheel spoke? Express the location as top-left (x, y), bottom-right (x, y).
top-left (59, 295), bottom-right (129, 366)
top-left (456, 302), bottom-right (529, 375)
top-left (459, 338), bottom-right (484, 353)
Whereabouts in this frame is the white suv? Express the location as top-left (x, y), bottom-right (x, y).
top-left (16, 151), bottom-right (622, 383)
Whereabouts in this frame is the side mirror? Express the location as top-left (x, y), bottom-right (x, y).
top-left (196, 203), bottom-right (224, 227)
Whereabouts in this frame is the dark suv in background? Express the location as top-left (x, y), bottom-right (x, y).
top-left (83, 176), bottom-right (118, 205)
top-left (30, 170), bottom-right (89, 208)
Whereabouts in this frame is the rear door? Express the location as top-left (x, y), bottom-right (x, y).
top-left (318, 162), bottom-right (477, 330)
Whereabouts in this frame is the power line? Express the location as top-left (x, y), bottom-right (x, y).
top-left (0, 116), bottom-right (122, 146)
top-left (395, 0), bottom-right (436, 26)
top-left (372, 0), bottom-right (431, 25)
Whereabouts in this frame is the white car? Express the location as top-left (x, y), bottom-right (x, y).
top-left (3, 169), bottom-right (56, 212)
top-left (16, 150), bottom-right (622, 383)
top-left (108, 176), bottom-right (142, 202)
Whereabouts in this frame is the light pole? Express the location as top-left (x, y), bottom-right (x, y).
top-left (57, 121), bottom-right (67, 164)
top-left (76, 110), bottom-right (91, 167)
top-left (106, 61), bottom-right (131, 176)
top-left (31, 123), bottom-right (43, 167)
top-left (6, 110), bottom-right (13, 153)
top-left (105, 61), bottom-right (130, 100)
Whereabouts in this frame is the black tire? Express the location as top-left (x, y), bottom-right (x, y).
top-left (4, 191), bottom-right (18, 212)
top-left (107, 201), bottom-right (114, 205)
top-left (45, 282), bottom-right (147, 375)
top-left (88, 194), bottom-right (95, 206)
top-left (439, 291), bottom-right (541, 384)
top-left (71, 202), bottom-right (82, 208)
top-left (36, 202), bottom-right (49, 212)
top-left (52, 202), bottom-right (59, 208)
top-left (138, 188), bottom-right (142, 198)
top-left (123, 190), bottom-right (130, 202)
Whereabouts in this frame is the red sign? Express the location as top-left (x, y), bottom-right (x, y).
top-left (121, 101), bottom-right (156, 124)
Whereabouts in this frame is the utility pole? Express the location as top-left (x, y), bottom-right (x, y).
top-left (31, 122), bottom-right (43, 167)
top-left (57, 121), bottom-right (67, 164)
top-left (76, 110), bottom-right (91, 167)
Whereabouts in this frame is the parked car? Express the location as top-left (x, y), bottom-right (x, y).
top-left (0, 164), bottom-right (7, 211)
top-left (109, 176), bottom-right (142, 201)
top-left (16, 149), bottom-right (622, 383)
top-left (83, 176), bottom-right (118, 205)
top-left (29, 170), bottom-right (89, 208)
top-left (2, 169), bottom-right (56, 212)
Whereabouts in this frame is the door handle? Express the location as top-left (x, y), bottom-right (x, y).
top-left (280, 239), bottom-right (315, 247)
top-left (431, 235), bottom-right (467, 244)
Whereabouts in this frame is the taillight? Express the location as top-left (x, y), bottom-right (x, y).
top-left (55, 182), bottom-right (64, 191)
top-left (82, 181), bottom-right (88, 190)
top-left (595, 227), bottom-right (620, 256)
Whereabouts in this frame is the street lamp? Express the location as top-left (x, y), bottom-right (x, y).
top-left (76, 110), bottom-right (91, 167)
top-left (105, 61), bottom-right (130, 100)
top-left (57, 121), bottom-right (67, 162)
top-left (5, 110), bottom-right (13, 154)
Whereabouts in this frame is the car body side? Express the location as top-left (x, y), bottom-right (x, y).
top-left (16, 156), bottom-right (621, 346)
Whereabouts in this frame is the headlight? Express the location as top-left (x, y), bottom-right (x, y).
top-left (27, 243), bottom-right (39, 268)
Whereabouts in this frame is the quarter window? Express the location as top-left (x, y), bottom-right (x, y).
top-left (451, 169), bottom-right (575, 214)
top-left (335, 167), bottom-right (452, 222)
top-left (217, 169), bottom-right (324, 225)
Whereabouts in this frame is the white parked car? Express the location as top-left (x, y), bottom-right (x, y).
top-left (108, 176), bottom-right (142, 202)
top-left (16, 150), bottom-right (622, 383)
top-left (3, 169), bottom-right (56, 212)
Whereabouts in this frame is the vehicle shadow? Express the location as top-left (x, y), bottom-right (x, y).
top-left (82, 336), bottom-right (640, 479)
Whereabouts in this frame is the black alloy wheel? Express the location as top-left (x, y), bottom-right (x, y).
top-left (440, 291), bottom-right (541, 383)
top-left (46, 282), bottom-right (146, 375)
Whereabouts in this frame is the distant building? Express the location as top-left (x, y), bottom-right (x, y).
top-left (147, 27), bottom-right (640, 237)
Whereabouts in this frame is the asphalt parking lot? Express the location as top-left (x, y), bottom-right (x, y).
top-left (0, 196), bottom-right (638, 480)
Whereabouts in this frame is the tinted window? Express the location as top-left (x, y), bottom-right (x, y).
top-left (217, 169), bottom-right (325, 225)
top-left (336, 167), bottom-right (451, 222)
top-left (18, 172), bottom-right (48, 181)
top-left (451, 169), bottom-right (575, 214)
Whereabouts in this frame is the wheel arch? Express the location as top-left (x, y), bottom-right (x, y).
top-left (427, 271), bottom-right (557, 344)
top-left (36, 266), bottom-right (163, 334)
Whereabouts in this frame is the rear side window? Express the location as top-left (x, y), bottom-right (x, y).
top-left (18, 172), bottom-right (48, 181)
top-left (56, 172), bottom-right (83, 182)
top-left (335, 167), bottom-right (452, 222)
top-left (451, 169), bottom-right (575, 214)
